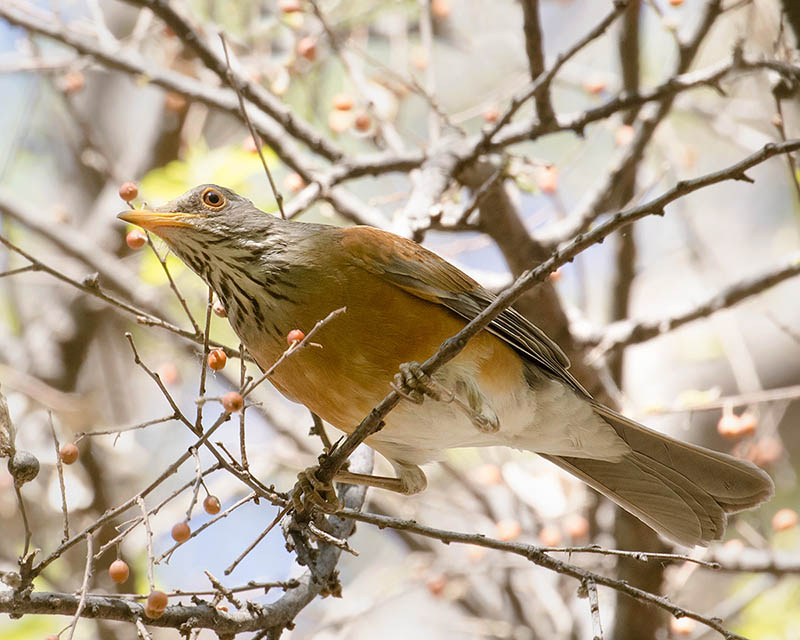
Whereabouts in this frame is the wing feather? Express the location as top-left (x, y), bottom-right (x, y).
top-left (340, 226), bottom-right (586, 395)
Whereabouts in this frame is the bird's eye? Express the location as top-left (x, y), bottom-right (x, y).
top-left (201, 188), bottom-right (225, 209)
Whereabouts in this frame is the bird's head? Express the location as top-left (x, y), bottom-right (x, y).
top-left (118, 185), bottom-right (294, 323)
top-left (117, 184), bottom-right (272, 243)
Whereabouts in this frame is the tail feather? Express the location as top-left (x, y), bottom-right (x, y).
top-left (543, 404), bottom-right (774, 547)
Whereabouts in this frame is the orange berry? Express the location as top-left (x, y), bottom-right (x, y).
top-left (212, 300), bottom-right (227, 317)
top-left (164, 91), bottom-right (187, 113)
top-left (549, 269), bottom-right (562, 282)
top-left (332, 93), bottom-right (354, 111)
top-left (717, 413), bottom-right (741, 438)
top-left (466, 546), bottom-right (486, 562)
top-left (494, 519), bottom-right (521, 542)
top-left (328, 110), bottom-right (352, 133)
top-left (284, 172), bottom-right (305, 193)
top-left (539, 525), bottom-right (562, 547)
top-left (243, 135), bottom-right (261, 153)
top-left (583, 78), bottom-right (606, 95)
top-left (108, 559), bottom-right (130, 584)
top-left (564, 514), bottom-right (589, 540)
top-left (278, 0), bottom-right (302, 12)
top-left (615, 124), bottom-right (635, 147)
top-left (61, 70), bottom-right (85, 94)
top-left (145, 590), bottom-right (168, 618)
top-left (157, 362), bottom-right (180, 385)
top-left (538, 166), bottom-right (558, 194)
top-left (668, 0), bottom-right (684, 6)
top-left (431, 0), bottom-right (451, 18)
top-left (296, 36), bottom-right (316, 61)
top-left (171, 521), bottom-right (191, 543)
top-left (737, 412), bottom-right (758, 436)
top-left (207, 349), bottom-right (227, 371)
top-left (426, 574), bottom-right (447, 596)
top-left (126, 230), bottom-right (147, 249)
top-left (474, 463), bottom-right (502, 486)
top-left (354, 112), bottom-right (372, 132)
top-left (222, 392), bottom-right (244, 413)
top-left (287, 329), bottom-right (305, 344)
top-left (59, 443), bottom-right (79, 465)
top-left (482, 107), bottom-right (500, 123)
top-left (119, 182), bottom-right (138, 202)
top-left (217, 604), bottom-right (228, 612)
top-left (670, 616), bottom-right (695, 635)
top-left (749, 436), bottom-right (783, 466)
top-left (723, 538), bottom-right (744, 551)
top-left (204, 495), bottom-right (221, 515)
top-left (772, 508), bottom-right (798, 532)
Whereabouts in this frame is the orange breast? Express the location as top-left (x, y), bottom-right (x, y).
top-left (243, 260), bottom-right (523, 433)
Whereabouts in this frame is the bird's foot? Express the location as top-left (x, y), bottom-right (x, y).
top-left (292, 466), bottom-right (340, 514)
top-left (458, 378), bottom-right (501, 434)
top-left (392, 361), bottom-right (444, 404)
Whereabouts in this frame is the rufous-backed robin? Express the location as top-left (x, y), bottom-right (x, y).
top-left (119, 184), bottom-right (773, 547)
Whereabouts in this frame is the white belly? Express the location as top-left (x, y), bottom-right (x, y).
top-left (365, 364), bottom-right (630, 466)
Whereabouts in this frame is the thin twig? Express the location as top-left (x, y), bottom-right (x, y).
top-left (48, 412), bottom-right (70, 542)
top-left (219, 34), bottom-right (286, 220)
top-left (67, 534), bottom-right (93, 640)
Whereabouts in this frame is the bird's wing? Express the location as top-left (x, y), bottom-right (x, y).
top-left (340, 226), bottom-right (588, 395)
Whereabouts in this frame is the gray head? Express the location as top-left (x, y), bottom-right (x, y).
top-left (118, 184), bottom-right (297, 329)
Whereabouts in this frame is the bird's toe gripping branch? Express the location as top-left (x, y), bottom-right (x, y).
top-left (293, 466), bottom-right (341, 514)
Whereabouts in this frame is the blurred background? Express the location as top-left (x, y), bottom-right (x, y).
top-left (1, 0), bottom-right (799, 638)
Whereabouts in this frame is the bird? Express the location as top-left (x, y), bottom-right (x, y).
top-left (119, 184), bottom-right (774, 547)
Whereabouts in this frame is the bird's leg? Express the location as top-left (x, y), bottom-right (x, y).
top-left (292, 463), bottom-right (428, 514)
top-left (456, 377), bottom-right (500, 433)
top-left (394, 362), bottom-right (500, 433)
top-left (392, 361), bottom-right (442, 404)
top-left (335, 462), bottom-right (427, 495)
top-left (293, 466), bottom-right (340, 514)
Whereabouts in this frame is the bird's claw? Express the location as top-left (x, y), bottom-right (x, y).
top-left (292, 466), bottom-right (340, 514)
top-left (393, 362), bottom-right (443, 404)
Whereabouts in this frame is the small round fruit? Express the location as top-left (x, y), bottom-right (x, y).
top-left (431, 0), bottom-right (451, 18)
top-left (287, 329), bottom-right (305, 344)
top-left (538, 166), bottom-right (558, 193)
top-left (222, 392), bottom-right (244, 413)
top-left (494, 519), bottom-right (521, 542)
top-left (278, 0), bottom-right (302, 12)
top-left (332, 93), bottom-right (354, 111)
top-left (284, 172), bottom-right (305, 193)
top-left (615, 124), bottom-right (635, 147)
top-left (7, 450), bottom-right (40, 486)
top-left (207, 349), bottom-right (227, 371)
top-left (482, 107), bottom-right (500, 123)
top-left (171, 521), bottom-right (191, 543)
top-left (668, 0), bottom-right (684, 6)
top-left (119, 182), bottom-right (138, 202)
top-left (539, 525), bottom-right (562, 547)
top-left (564, 514), bottom-right (589, 540)
top-left (717, 413), bottom-right (743, 439)
top-left (164, 91), bottom-right (187, 113)
top-left (212, 300), bottom-right (227, 317)
top-left (296, 36), bottom-right (316, 61)
top-left (670, 616), bottom-right (695, 635)
top-left (126, 230), bottom-right (147, 249)
top-left (772, 508), bottom-right (798, 532)
top-left (157, 362), bottom-right (180, 385)
top-left (108, 559), bottom-right (130, 584)
top-left (145, 590), bottom-right (168, 618)
top-left (737, 412), bottom-right (758, 437)
top-left (62, 70), bottom-right (85, 94)
top-left (426, 574), bottom-right (447, 596)
top-left (583, 79), bottom-right (606, 95)
top-left (204, 495), bottom-right (221, 515)
top-left (354, 112), bottom-right (372, 132)
top-left (59, 443), bottom-right (79, 465)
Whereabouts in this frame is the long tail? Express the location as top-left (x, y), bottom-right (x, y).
top-left (541, 403), bottom-right (774, 547)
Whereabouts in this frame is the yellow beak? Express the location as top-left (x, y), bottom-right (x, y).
top-left (117, 210), bottom-right (198, 231)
